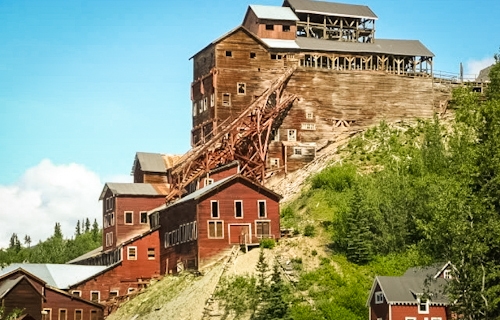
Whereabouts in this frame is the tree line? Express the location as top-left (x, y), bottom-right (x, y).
top-left (0, 218), bottom-right (102, 266)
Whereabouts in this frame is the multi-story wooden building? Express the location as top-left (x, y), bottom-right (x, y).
top-left (149, 173), bottom-right (281, 274)
top-left (367, 262), bottom-right (453, 320)
top-left (190, 0), bottom-right (435, 175)
top-left (0, 266), bottom-right (105, 320)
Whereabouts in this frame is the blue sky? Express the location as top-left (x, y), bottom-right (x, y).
top-left (0, 0), bottom-right (498, 247)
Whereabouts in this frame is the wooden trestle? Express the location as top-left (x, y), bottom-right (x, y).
top-left (165, 66), bottom-right (297, 203)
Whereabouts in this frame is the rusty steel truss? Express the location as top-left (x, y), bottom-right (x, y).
top-left (165, 66), bottom-right (297, 203)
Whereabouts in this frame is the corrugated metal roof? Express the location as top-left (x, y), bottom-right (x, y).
top-left (295, 37), bottom-right (434, 57)
top-left (377, 275), bottom-right (449, 305)
top-left (285, 0), bottom-right (377, 20)
top-left (0, 264), bottom-right (109, 289)
top-left (66, 246), bottom-right (103, 264)
top-left (136, 152), bottom-right (167, 173)
top-left (99, 183), bottom-right (162, 200)
top-left (261, 38), bottom-right (300, 49)
top-left (477, 64), bottom-right (493, 82)
top-left (249, 5), bottom-right (299, 21)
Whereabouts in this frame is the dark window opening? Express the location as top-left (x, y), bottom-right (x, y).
top-left (258, 201), bottom-right (266, 218)
top-left (235, 201), bottom-right (243, 218)
top-left (211, 201), bottom-right (219, 218)
top-left (225, 51), bottom-right (232, 57)
top-left (266, 24), bottom-right (274, 30)
top-left (140, 212), bottom-right (148, 224)
top-left (250, 52), bottom-right (256, 59)
top-left (283, 25), bottom-right (290, 32)
top-left (125, 212), bottom-right (133, 224)
top-left (271, 54), bottom-right (282, 60)
top-left (237, 83), bottom-right (246, 95)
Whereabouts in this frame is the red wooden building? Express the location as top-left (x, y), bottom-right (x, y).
top-left (0, 267), bottom-right (104, 320)
top-left (149, 174), bottom-right (281, 274)
top-left (367, 262), bottom-right (453, 320)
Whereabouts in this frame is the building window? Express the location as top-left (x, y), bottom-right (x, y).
top-left (294, 147), bottom-right (302, 155)
top-left (58, 309), bottom-right (67, 320)
top-left (148, 248), bottom-right (155, 260)
top-left (405, 318), bottom-right (417, 320)
top-left (270, 158), bottom-right (279, 167)
top-left (71, 290), bottom-right (81, 297)
top-left (211, 200), bottom-right (219, 218)
top-left (271, 129), bottom-right (279, 141)
top-left (204, 97), bottom-right (208, 111)
top-left (193, 102), bottom-right (197, 116)
top-left (250, 52), bottom-right (256, 59)
top-left (199, 100), bottom-right (203, 113)
top-left (443, 269), bottom-right (452, 279)
top-left (42, 309), bottom-right (52, 320)
top-left (74, 310), bottom-right (82, 320)
top-left (431, 318), bottom-right (443, 320)
top-left (225, 50), bottom-right (232, 57)
top-left (90, 310), bottom-right (98, 320)
top-left (208, 220), bottom-right (224, 238)
top-left (287, 129), bottom-right (296, 141)
top-left (140, 212), bottom-right (148, 224)
top-left (222, 93), bottom-right (231, 106)
top-left (258, 200), bottom-right (267, 218)
top-left (375, 291), bottom-right (384, 304)
top-left (210, 93), bottom-right (215, 107)
top-left (105, 232), bottom-right (113, 247)
top-left (128, 288), bottom-right (135, 294)
top-left (306, 112), bottom-right (314, 119)
top-left (301, 123), bottom-right (316, 130)
top-left (234, 200), bottom-right (243, 218)
top-left (256, 221), bottom-right (270, 237)
top-left (237, 82), bottom-right (246, 95)
top-left (271, 54), bottom-right (282, 60)
top-left (127, 246), bottom-right (137, 260)
top-left (109, 290), bottom-right (119, 299)
top-left (90, 291), bottom-right (100, 303)
top-left (283, 25), bottom-right (291, 32)
top-left (125, 211), bottom-right (133, 225)
top-left (418, 298), bottom-right (429, 314)
top-left (204, 178), bottom-right (214, 186)
top-left (266, 24), bottom-right (274, 30)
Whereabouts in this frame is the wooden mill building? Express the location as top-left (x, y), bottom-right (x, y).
top-left (189, 0), bottom-right (435, 179)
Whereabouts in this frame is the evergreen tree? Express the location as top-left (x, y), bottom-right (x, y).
top-left (23, 235), bottom-right (31, 248)
top-left (255, 248), bottom-right (270, 295)
top-left (254, 263), bottom-right (290, 320)
top-left (345, 185), bottom-right (372, 264)
top-left (91, 219), bottom-right (100, 242)
top-left (53, 222), bottom-right (63, 239)
top-left (486, 49), bottom-right (500, 101)
top-left (8, 233), bottom-right (21, 253)
top-left (75, 220), bottom-right (81, 237)
top-left (84, 218), bottom-right (91, 233)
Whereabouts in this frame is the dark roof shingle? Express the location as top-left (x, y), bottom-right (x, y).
top-left (285, 0), bottom-right (377, 19)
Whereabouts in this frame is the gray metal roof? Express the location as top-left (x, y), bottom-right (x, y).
top-left (0, 264), bottom-right (109, 289)
top-left (99, 183), bottom-right (162, 200)
top-left (66, 246), bottom-right (103, 264)
top-left (477, 64), bottom-right (494, 82)
top-left (249, 5), bottom-right (299, 21)
top-left (285, 0), bottom-right (378, 20)
top-left (135, 152), bottom-right (167, 173)
top-left (295, 37), bottom-right (434, 57)
top-left (376, 275), bottom-right (449, 305)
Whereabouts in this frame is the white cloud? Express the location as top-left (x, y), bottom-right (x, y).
top-left (465, 56), bottom-right (495, 79)
top-left (0, 159), bottom-right (103, 249)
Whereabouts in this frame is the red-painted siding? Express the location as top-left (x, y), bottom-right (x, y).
top-left (391, 305), bottom-right (448, 320)
top-left (370, 283), bottom-right (389, 320)
top-left (43, 287), bottom-right (103, 320)
top-left (71, 230), bottom-right (160, 302)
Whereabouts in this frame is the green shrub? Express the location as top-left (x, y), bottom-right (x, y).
top-left (260, 238), bottom-right (276, 249)
top-left (311, 249), bottom-right (318, 256)
top-left (311, 164), bottom-right (357, 192)
top-left (293, 229), bottom-right (300, 236)
top-left (304, 224), bottom-right (315, 237)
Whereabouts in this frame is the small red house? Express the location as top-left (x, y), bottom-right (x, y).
top-left (150, 174), bottom-right (281, 274)
top-left (367, 262), bottom-right (453, 320)
top-left (0, 268), bottom-right (104, 320)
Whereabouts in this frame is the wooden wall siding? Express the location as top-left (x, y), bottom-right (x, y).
top-left (369, 283), bottom-right (389, 320)
top-left (72, 231), bottom-right (160, 303)
top-left (243, 10), bottom-right (296, 40)
top-left (112, 196), bottom-right (166, 247)
top-left (158, 201), bottom-right (197, 275)
top-left (390, 305), bottom-right (448, 320)
top-left (193, 46), bottom-right (215, 80)
top-left (1, 278), bottom-right (42, 320)
top-left (192, 75), bottom-right (215, 128)
top-left (197, 181), bottom-right (280, 268)
top-left (44, 288), bottom-right (103, 320)
top-left (133, 164), bottom-right (167, 184)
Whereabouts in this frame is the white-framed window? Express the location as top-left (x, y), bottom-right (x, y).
top-left (127, 246), bottom-right (137, 260)
top-left (211, 200), bottom-right (219, 218)
top-left (109, 290), bottom-right (119, 299)
top-left (90, 291), bottom-right (100, 303)
top-left (405, 318), bottom-right (417, 320)
top-left (140, 211), bottom-right (148, 224)
top-left (443, 269), bottom-right (452, 279)
top-left (375, 291), bottom-right (384, 304)
top-left (208, 220), bottom-right (224, 238)
top-left (301, 123), bottom-right (316, 130)
top-left (271, 129), bottom-right (279, 141)
top-left (287, 129), bottom-right (296, 141)
top-left (237, 82), bottom-right (246, 95)
top-left (256, 220), bottom-right (271, 237)
top-left (222, 93), bottom-right (231, 106)
top-left (418, 297), bottom-right (429, 314)
top-left (71, 290), bottom-right (81, 297)
top-left (193, 102), bottom-right (197, 116)
top-left (105, 232), bottom-right (113, 247)
top-left (210, 93), bottom-right (215, 107)
top-left (164, 232), bottom-right (170, 248)
top-left (258, 200), bottom-right (267, 218)
top-left (293, 147), bottom-right (302, 155)
top-left (204, 97), bottom-right (208, 111)
top-left (128, 287), bottom-right (135, 294)
top-left (125, 211), bottom-right (133, 225)
top-left (74, 309), bottom-right (82, 320)
top-left (90, 310), bottom-right (98, 320)
top-left (148, 247), bottom-right (155, 260)
top-left (234, 200), bottom-right (243, 218)
top-left (199, 100), bottom-right (203, 113)
top-left (111, 212), bottom-right (115, 226)
top-left (58, 309), bottom-right (67, 320)
top-left (306, 112), bottom-right (314, 119)
top-left (204, 178), bottom-right (214, 186)
top-left (42, 309), bottom-right (52, 320)
top-left (193, 221), bottom-right (198, 240)
top-left (270, 158), bottom-right (280, 167)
